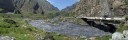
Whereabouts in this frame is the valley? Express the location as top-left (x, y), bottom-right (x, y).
top-left (0, 0), bottom-right (128, 40)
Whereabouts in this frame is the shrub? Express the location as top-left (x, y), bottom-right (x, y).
top-left (117, 22), bottom-right (128, 32)
top-left (3, 19), bottom-right (17, 24)
top-left (0, 19), bottom-right (18, 28)
top-left (125, 0), bottom-right (128, 5)
top-left (0, 22), bottom-right (11, 28)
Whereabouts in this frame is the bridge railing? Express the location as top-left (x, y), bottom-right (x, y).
top-left (76, 14), bottom-right (127, 21)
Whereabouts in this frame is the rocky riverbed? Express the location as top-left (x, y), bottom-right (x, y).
top-left (29, 20), bottom-right (111, 37)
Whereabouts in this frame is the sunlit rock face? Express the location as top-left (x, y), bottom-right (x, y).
top-left (111, 30), bottom-right (128, 40)
top-left (112, 32), bottom-right (123, 40)
top-left (75, 0), bottom-right (128, 17)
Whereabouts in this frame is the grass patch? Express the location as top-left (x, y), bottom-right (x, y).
top-left (0, 18), bottom-right (44, 40)
top-left (95, 35), bottom-right (111, 40)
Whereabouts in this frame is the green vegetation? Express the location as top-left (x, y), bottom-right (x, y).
top-left (125, 0), bottom-right (128, 5)
top-left (43, 12), bottom-right (61, 19)
top-left (117, 22), bottom-right (128, 32)
top-left (0, 14), bottom-right (44, 20)
top-left (95, 35), bottom-right (111, 40)
top-left (0, 18), bottom-right (44, 40)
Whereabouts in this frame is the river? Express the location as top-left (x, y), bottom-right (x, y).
top-left (29, 20), bottom-right (111, 37)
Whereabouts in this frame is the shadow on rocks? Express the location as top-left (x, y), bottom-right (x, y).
top-left (81, 18), bottom-right (117, 33)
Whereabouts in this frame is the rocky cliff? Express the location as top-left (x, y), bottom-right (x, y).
top-left (0, 0), bottom-right (59, 14)
top-left (75, 0), bottom-right (128, 17)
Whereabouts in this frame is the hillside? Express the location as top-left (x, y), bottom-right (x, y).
top-left (0, 0), bottom-right (59, 14)
top-left (1, 0), bottom-right (128, 40)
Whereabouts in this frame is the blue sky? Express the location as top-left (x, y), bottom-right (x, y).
top-left (47, 0), bottom-right (79, 10)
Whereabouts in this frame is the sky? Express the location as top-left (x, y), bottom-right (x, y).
top-left (47, 0), bottom-right (79, 10)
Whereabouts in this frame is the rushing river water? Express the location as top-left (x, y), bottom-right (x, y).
top-left (29, 20), bottom-right (111, 37)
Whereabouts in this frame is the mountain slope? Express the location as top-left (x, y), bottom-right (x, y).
top-left (37, 0), bottom-right (59, 13)
top-left (0, 0), bottom-right (59, 14)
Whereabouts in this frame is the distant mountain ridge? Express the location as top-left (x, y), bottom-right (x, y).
top-left (61, 2), bottom-right (78, 12)
top-left (0, 0), bottom-right (59, 14)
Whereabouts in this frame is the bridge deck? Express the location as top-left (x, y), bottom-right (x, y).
top-left (77, 17), bottom-right (126, 21)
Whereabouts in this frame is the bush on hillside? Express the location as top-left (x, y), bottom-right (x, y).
top-left (125, 0), bottom-right (128, 5)
top-left (0, 19), bottom-right (18, 28)
top-left (117, 22), bottom-right (128, 32)
top-left (0, 21), bottom-right (18, 28)
top-left (3, 19), bottom-right (17, 24)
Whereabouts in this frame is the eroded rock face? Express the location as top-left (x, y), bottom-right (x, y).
top-left (76, 0), bottom-right (128, 17)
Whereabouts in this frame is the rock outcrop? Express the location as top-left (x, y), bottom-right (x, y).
top-left (75, 0), bottom-right (128, 17)
top-left (111, 30), bottom-right (128, 40)
top-left (0, 36), bottom-right (15, 40)
top-left (0, 0), bottom-right (59, 14)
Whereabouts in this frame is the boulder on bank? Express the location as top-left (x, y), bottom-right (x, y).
top-left (0, 36), bottom-right (15, 40)
top-left (111, 30), bottom-right (128, 40)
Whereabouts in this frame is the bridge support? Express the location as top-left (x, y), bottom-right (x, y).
top-left (81, 18), bottom-right (117, 33)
